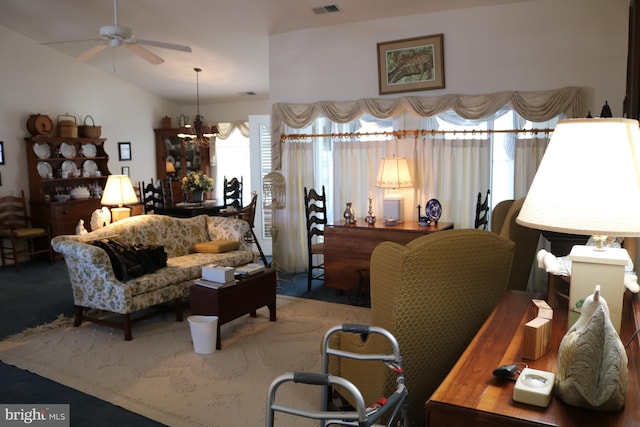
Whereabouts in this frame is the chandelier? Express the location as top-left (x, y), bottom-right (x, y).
top-left (178, 67), bottom-right (218, 147)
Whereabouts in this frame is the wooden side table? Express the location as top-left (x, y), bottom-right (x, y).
top-left (324, 221), bottom-right (454, 292)
top-left (425, 290), bottom-right (640, 427)
top-left (189, 268), bottom-right (277, 349)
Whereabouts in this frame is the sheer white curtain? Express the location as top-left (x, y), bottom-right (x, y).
top-left (426, 136), bottom-right (491, 229)
top-left (514, 132), bottom-right (551, 293)
top-left (274, 88), bottom-right (581, 273)
top-left (514, 135), bottom-right (550, 198)
top-left (332, 138), bottom-right (418, 223)
top-left (278, 140), bottom-right (314, 272)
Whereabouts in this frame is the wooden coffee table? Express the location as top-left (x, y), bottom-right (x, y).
top-left (189, 268), bottom-right (277, 349)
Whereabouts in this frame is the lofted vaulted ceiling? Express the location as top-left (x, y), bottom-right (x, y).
top-left (0, 0), bottom-right (533, 104)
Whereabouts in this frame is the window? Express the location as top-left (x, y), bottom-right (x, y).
top-left (214, 128), bottom-right (250, 206)
top-left (289, 108), bottom-right (560, 228)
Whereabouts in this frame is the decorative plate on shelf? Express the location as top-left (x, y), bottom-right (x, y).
top-left (60, 142), bottom-right (77, 158)
top-left (426, 198), bottom-right (442, 222)
top-left (33, 143), bottom-right (50, 159)
top-left (82, 143), bottom-right (97, 158)
top-left (166, 155), bottom-right (175, 166)
top-left (37, 161), bottom-right (52, 179)
top-left (83, 160), bottom-right (98, 175)
top-left (62, 160), bottom-right (78, 175)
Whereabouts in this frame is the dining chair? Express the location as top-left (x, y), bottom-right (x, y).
top-left (223, 192), bottom-right (268, 266)
top-left (141, 179), bottom-right (166, 214)
top-left (0, 190), bottom-right (54, 271)
top-left (223, 176), bottom-right (243, 209)
top-left (304, 186), bottom-right (326, 291)
top-left (474, 189), bottom-right (490, 229)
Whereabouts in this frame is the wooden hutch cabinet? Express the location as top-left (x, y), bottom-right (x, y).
top-left (25, 136), bottom-right (111, 236)
top-left (154, 128), bottom-right (211, 202)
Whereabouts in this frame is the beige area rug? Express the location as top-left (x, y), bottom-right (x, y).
top-left (0, 296), bottom-right (370, 427)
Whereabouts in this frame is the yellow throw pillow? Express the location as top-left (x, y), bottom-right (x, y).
top-left (194, 239), bottom-right (240, 253)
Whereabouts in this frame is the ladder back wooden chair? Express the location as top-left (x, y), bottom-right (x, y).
top-left (474, 189), bottom-right (490, 229)
top-left (141, 179), bottom-right (166, 214)
top-left (0, 190), bottom-right (54, 271)
top-left (304, 186), bottom-right (327, 290)
top-left (223, 176), bottom-right (243, 209)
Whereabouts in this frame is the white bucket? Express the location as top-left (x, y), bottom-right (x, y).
top-left (187, 315), bottom-right (219, 354)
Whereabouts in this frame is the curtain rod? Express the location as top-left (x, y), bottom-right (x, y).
top-left (280, 127), bottom-right (554, 141)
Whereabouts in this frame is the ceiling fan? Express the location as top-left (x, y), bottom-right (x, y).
top-left (42, 0), bottom-right (191, 65)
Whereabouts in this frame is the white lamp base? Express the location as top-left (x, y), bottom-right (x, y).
top-left (111, 207), bottom-right (132, 222)
top-left (568, 245), bottom-right (628, 333)
top-left (383, 197), bottom-right (405, 224)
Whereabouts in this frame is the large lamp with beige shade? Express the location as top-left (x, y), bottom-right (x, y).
top-left (101, 174), bottom-right (139, 222)
top-left (517, 118), bottom-right (640, 333)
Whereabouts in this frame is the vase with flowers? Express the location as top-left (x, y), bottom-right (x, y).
top-left (181, 171), bottom-right (213, 203)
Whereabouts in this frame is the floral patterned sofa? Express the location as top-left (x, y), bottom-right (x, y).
top-left (51, 214), bottom-right (256, 340)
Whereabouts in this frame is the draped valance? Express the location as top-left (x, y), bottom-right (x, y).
top-left (271, 86), bottom-right (581, 169)
top-left (216, 121), bottom-right (249, 139)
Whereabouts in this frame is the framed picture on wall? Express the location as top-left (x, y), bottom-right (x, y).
top-left (377, 34), bottom-right (445, 95)
top-left (121, 166), bottom-right (130, 177)
top-left (0, 141), bottom-right (4, 165)
top-left (118, 142), bottom-right (132, 161)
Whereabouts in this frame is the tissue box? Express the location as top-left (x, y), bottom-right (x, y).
top-left (202, 265), bottom-right (235, 283)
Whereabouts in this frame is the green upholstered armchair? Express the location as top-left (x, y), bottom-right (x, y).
top-left (330, 229), bottom-right (514, 426)
top-left (492, 197), bottom-right (541, 291)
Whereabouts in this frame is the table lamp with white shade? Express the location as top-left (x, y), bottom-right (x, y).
top-left (101, 174), bottom-right (139, 222)
top-left (517, 118), bottom-right (640, 333)
top-left (376, 155), bottom-right (413, 225)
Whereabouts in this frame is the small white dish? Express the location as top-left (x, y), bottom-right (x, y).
top-left (82, 143), bottom-right (97, 158)
top-left (37, 161), bottom-right (52, 179)
top-left (60, 142), bottom-right (77, 158)
top-left (54, 194), bottom-right (70, 202)
top-left (33, 143), bottom-right (50, 159)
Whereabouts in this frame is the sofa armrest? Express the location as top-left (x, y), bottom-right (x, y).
top-left (53, 240), bottom-right (127, 308)
top-left (205, 216), bottom-right (251, 251)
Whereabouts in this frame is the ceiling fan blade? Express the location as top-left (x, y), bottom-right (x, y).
top-left (125, 44), bottom-right (164, 65)
top-left (41, 38), bottom-right (103, 46)
top-left (76, 44), bottom-right (109, 62)
top-left (134, 38), bottom-right (192, 53)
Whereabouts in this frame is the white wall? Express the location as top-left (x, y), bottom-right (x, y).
top-left (0, 25), bottom-right (179, 196)
top-left (269, 0), bottom-right (628, 116)
top-left (0, 24), bottom-right (270, 200)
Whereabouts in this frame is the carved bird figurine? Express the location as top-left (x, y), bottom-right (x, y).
top-left (75, 219), bottom-right (88, 235)
top-left (90, 207), bottom-right (111, 231)
top-left (556, 285), bottom-right (628, 411)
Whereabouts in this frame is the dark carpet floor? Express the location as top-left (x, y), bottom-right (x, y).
top-left (0, 259), bottom-right (369, 426)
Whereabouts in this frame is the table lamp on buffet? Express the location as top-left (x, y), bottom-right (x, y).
top-left (101, 174), bottom-right (139, 222)
top-left (376, 155), bottom-right (413, 225)
top-left (517, 117), bottom-right (640, 333)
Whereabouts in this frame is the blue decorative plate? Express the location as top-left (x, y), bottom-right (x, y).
top-left (425, 199), bottom-right (442, 222)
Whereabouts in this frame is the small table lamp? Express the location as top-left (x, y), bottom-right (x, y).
top-left (101, 174), bottom-right (139, 222)
top-left (376, 156), bottom-right (413, 225)
top-left (517, 118), bottom-right (640, 333)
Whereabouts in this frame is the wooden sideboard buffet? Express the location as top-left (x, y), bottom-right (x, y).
top-left (26, 136), bottom-right (110, 236)
top-left (324, 221), bottom-right (454, 292)
top-left (425, 290), bottom-right (640, 427)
